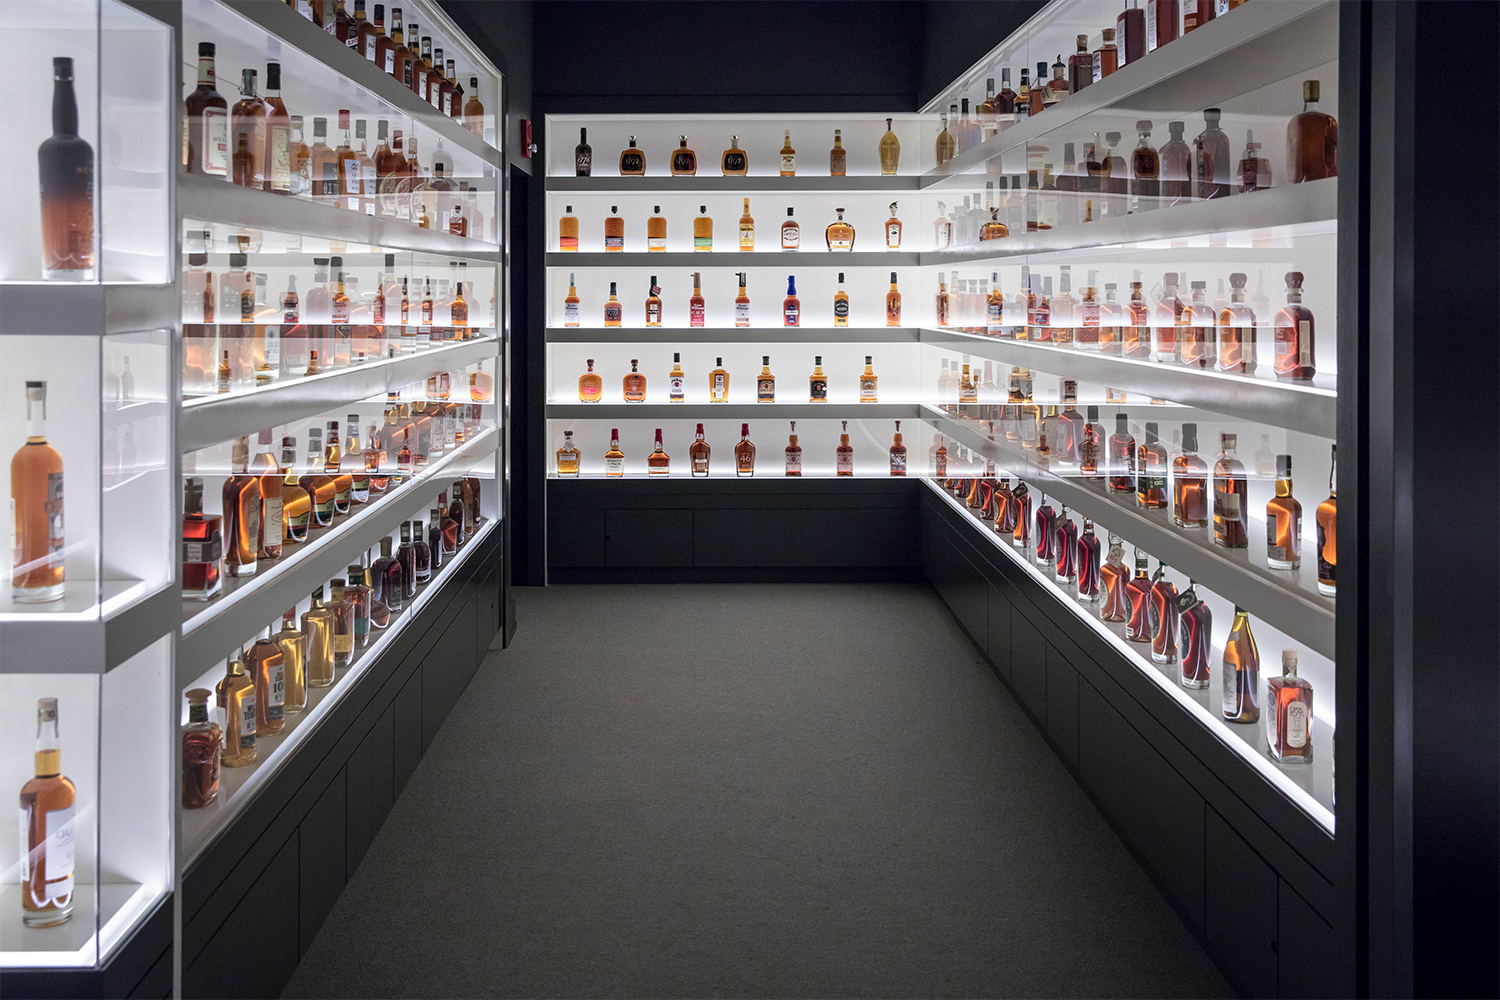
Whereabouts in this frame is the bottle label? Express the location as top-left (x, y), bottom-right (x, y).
top-left (758, 378), bottom-right (775, 401)
top-left (669, 374), bottom-right (684, 398)
top-left (786, 450), bottom-right (802, 473)
top-left (564, 302), bottom-right (579, 325)
top-left (780, 153), bottom-right (795, 173)
top-left (364, 36), bottom-right (377, 60)
top-left (1146, 2), bottom-right (1159, 49)
top-left (723, 151), bottom-right (747, 173)
top-left (1299, 320), bottom-right (1312, 367)
top-left (860, 378), bottom-right (877, 401)
top-left (739, 224), bottom-right (754, 249)
top-left (887, 223), bottom-right (901, 247)
top-left (713, 374), bottom-right (726, 394)
top-left (782, 227), bottom-right (800, 249)
top-left (809, 378), bottom-right (827, 401)
top-left (269, 126), bottom-right (292, 192)
top-left (672, 151), bottom-right (695, 173)
top-left (203, 108), bottom-right (229, 175)
top-left (263, 329), bottom-right (281, 368)
top-left (604, 303), bottom-right (622, 324)
top-left (261, 496), bottom-right (283, 539)
top-left (575, 151), bottom-right (591, 174)
top-left (241, 695), bottom-right (257, 744)
top-left (834, 298), bottom-right (849, 321)
top-left (620, 151), bottom-right (644, 174)
top-left (690, 303), bottom-right (705, 326)
top-left (183, 533), bottom-right (224, 563)
top-left (605, 455), bottom-right (624, 475)
top-left (935, 220), bottom-right (951, 248)
top-left (988, 302), bottom-right (1002, 327)
top-left (384, 50), bottom-right (395, 75)
top-left (836, 451), bottom-right (853, 473)
top-left (336, 632), bottom-right (353, 654)
top-left (1286, 701), bottom-right (1308, 748)
top-left (268, 661), bottom-right (285, 712)
top-left (648, 235), bottom-right (666, 251)
top-left (735, 302), bottom-right (750, 325)
top-left (34, 806), bottom-right (77, 897)
top-left (1216, 489), bottom-right (1241, 517)
top-left (693, 234), bottom-right (711, 251)
top-left (891, 452), bottom-right (907, 474)
top-left (605, 233), bottom-right (624, 251)
top-left (647, 302), bottom-right (661, 325)
top-left (886, 299), bottom-right (901, 325)
top-left (784, 303), bottom-right (799, 326)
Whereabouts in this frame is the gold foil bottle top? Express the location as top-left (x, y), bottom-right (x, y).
top-left (1303, 80), bottom-right (1320, 102)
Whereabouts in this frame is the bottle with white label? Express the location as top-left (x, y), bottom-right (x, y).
top-left (186, 41), bottom-right (229, 176)
top-left (885, 202), bottom-right (903, 249)
top-left (563, 273), bottom-right (580, 327)
top-left (779, 129), bottom-right (795, 176)
top-left (217, 656), bottom-right (258, 767)
top-left (735, 272), bottom-right (751, 327)
top-left (1267, 649), bottom-right (1313, 764)
top-left (668, 353), bottom-right (686, 401)
top-left (604, 428), bottom-right (625, 477)
top-left (19, 698), bottom-right (77, 926)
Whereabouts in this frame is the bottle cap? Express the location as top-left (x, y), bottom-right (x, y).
top-left (1181, 423), bottom-right (1198, 452)
top-left (1303, 80), bottom-right (1320, 101)
top-left (1087, 405), bottom-right (1099, 420)
top-left (1282, 649), bottom-right (1299, 671)
top-left (1284, 271), bottom-right (1305, 289)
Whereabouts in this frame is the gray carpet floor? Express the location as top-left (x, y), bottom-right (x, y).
top-left (284, 582), bottom-right (1232, 999)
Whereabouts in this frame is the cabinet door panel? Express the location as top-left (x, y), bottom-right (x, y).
top-left (1205, 807), bottom-right (1279, 998)
top-left (1046, 643), bottom-right (1079, 770)
top-left (1279, 879), bottom-right (1343, 997)
top-left (986, 584), bottom-right (1012, 680)
top-left (183, 834), bottom-right (299, 999)
top-left (298, 774), bottom-right (347, 956)
top-left (1010, 614), bottom-right (1048, 724)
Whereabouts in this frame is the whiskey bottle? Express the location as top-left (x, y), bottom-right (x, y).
top-left (935, 115), bottom-right (955, 167)
top-left (722, 135), bottom-right (747, 176)
top-left (558, 205), bottom-right (578, 251)
top-left (836, 421), bottom-right (854, 477)
top-left (709, 357), bottom-right (730, 402)
top-left (692, 205), bottom-right (712, 251)
top-left (1237, 130), bottom-right (1271, 193)
top-left (302, 586), bottom-right (337, 686)
top-left (690, 424), bottom-right (710, 477)
top-left (645, 278), bottom-right (662, 326)
top-left (645, 431), bottom-right (669, 476)
top-left (648, 207), bottom-right (667, 251)
top-left (605, 429), bottom-right (625, 477)
top-left (738, 198), bottom-right (754, 251)
top-left (623, 359), bottom-right (647, 402)
top-left (1158, 120), bottom-right (1192, 206)
top-left (217, 657), bottom-right (257, 767)
top-left (779, 130), bottom-right (795, 176)
top-left (185, 42), bottom-right (229, 176)
top-left (671, 135), bottom-right (697, 175)
top-left (1147, 0), bottom-right (1179, 51)
top-left (325, 421), bottom-right (352, 514)
top-left (275, 610), bottom-right (308, 714)
top-left (182, 478), bottom-right (223, 601)
top-left (247, 624), bottom-right (286, 735)
top-left (783, 276), bottom-right (800, 327)
top-left (933, 200), bottom-right (953, 249)
top-left (1130, 120), bottom-right (1160, 214)
top-left (281, 439), bottom-right (311, 542)
top-left (756, 357), bottom-right (776, 402)
top-left (935, 280), bottom-right (950, 327)
top-left (619, 135), bottom-right (644, 176)
top-left (410, 524), bottom-right (431, 584)
top-left (1195, 109), bottom-right (1232, 199)
top-left (885, 273), bottom-right (902, 327)
top-left (1272, 271), bottom-right (1316, 381)
top-left (395, 523), bottom-right (416, 600)
top-left (859, 356), bottom-right (879, 402)
top-left (1124, 550), bottom-right (1153, 642)
top-left (1178, 580), bottom-right (1212, 688)
top-left (1123, 275), bottom-right (1150, 359)
top-left (20, 698), bottom-right (77, 925)
top-left (735, 424), bottom-right (756, 477)
top-left (564, 273), bottom-right (580, 326)
top-left (669, 354), bottom-right (686, 400)
top-left (781, 208), bottom-right (800, 251)
top-left (809, 357), bottom-right (828, 402)
top-left (605, 205), bottom-right (625, 251)
top-left (1180, 280), bottom-right (1213, 367)
top-left (1222, 606), bottom-right (1260, 723)
top-left (1149, 564), bottom-right (1179, 664)
top-left (1216, 272), bottom-right (1257, 373)
top-left (1034, 497), bottom-right (1057, 566)
top-left (575, 127), bottom-right (591, 175)
top-left (1100, 534), bottom-right (1130, 622)
top-left (1316, 445), bottom-right (1337, 595)
top-left (1076, 518), bottom-right (1102, 602)
top-left (604, 283), bottom-right (622, 327)
top-left (348, 561), bottom-right (373, 645)
top-left (555, 430), bottom-right (581, 476)
top-left (1053, 508), bottom-right (1078, 586)
top-left (231, 69), bottom-right (268, 189)
top-left (182, 689), bottom-right (222, 809)
top-left (328, 579), bottom-right (356, 665)
top-left (889, 421), bottom-right (907, 476)
top-left (1136, 422), bottom-right (1167, 509)
top-left (372, 538), bottom-right (403, 613)
top-left (829, 129), bottom-right (846, 176)
top-left (1264, 454), bottom-right (1303, 571)
top-left (690, 272), bottom-right (705, 326)
top-left (224, 436), bottom-right (262, 578)
top-left (785, 422), bottom-right (802, 477)
top-left (464, 76), bottom-right (484, 135)
top-left (825, 208), bottom-right (855, 251)
top-left (39, 58), bottom-right (95, 280)
top-left (879, 117), bottom-right (901, 174)
top-left (1267, 650), bottom-right (1314, 763)
top-left (1288, 80), bottom-right (1337, 183)
top-left (1172, 423), bottom-right (1209, 528)
top-left (1212, 433), bottom-right (1249, 548)
top-left (1092, 27), bottom-right (1119, 81)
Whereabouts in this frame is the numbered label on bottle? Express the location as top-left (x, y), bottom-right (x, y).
top-left (269, 662), bottom-right (286, 713)
top-left (240, 696), bottom-right (257, 744)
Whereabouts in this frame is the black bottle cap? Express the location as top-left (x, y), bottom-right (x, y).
top-left (266, 61), bottom-right (281, 90)
top-left (53, 57), bottom-right (74, 79)
top-left (1277, 454), bottom-right (1292, 477)
top-left (1087, 405), bottom-right (1099, 421)
top-left (787, 207), bottom-right (794, 216)
top-left (1182, 423), bottom-right (1198, 452)
top-left (1145, 421), bottom-right (1159, 442)
top-left (229, 252), bottom-right (247, 268)
top-left (198, 41), bottom-right (216, 57)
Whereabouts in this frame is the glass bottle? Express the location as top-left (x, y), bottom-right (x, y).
top-left (185, 42), bottom-right (229, 176)
top-left (223, 436), bottom-right (261, 577)
top-left (1130, 120), bottom-right (1160, 213)
top-left (692, 205), bottom-right (712, 251)
top-left (1216, 272), bottom-right (1256, 373)
top-left (396, 522), bottom-right (417, 599)
top-left (574, 127), bottom-right (591, 175)
top-left (1076, 518), bottom-right (1102, 602)
top-left (670, 135), bottom-right (697, 175)
top-left (19, 698), bottom-right (76, 927)
top-left (935, 114), bottom-right (955, 166)
top-left (1265, 454), bottom-right (1303, 571)
top-left (1273, 271), bottom-right (1315, 381)
top-left (1033, 496), bottom-right (1057, 566)
top-left (669, 353), bottom-right (687, 400)
top-left (709, 357), bottom-right (729, 402)
top-left (641, 205), bottom-right (666, 252)
top-left (411, 520), bottom-right (431, 584)
top-left (1053, 508), bottom-right (1078, 585)
top-left (779, 129), bottom-right (795, 176)
top-left (785, 422), bottom-right (802, 477)
top-left (555, 430), bottom-right (581, 476)
top-left (558, 204), bottom-right (578, 251)
top-left (690, 423), bottom-right (711, 477)
top-left (1268, 650), bottom-right (1314, 763)
top-left (735, 424), bottom-right (757, 477)
top-left (885, 273), bottom-right (902, 327)
top-left (1123, 275), bottom-right (1150, 359)
top-left (182, 477), bottom-right (223, 601)
top-left (623, 358), bottom-right (647, 402)
top-left (372, 537), bottom-right (403, 613)
top-left (781, 207), bottom-right (800, 250)
top-left (1136, 422), bottom-right (1167, 509)
top-left (1194, 108), bottom-right (1232, 199)
top-left (1212, 432), bottom-right (1249, 548)
top-left (302, 586), bottom-right (336, 687)
top-left (834, 272), bottom-right (849, 327)
top-left (836, 421), bottom-right (854, 477)
top-left (1098, 282), bottom-right (1121, 354)
top-left (1149, 564), bottom-right (1179, 664)
top-left (1178, 580), bottom-right (1212, 689)
top-left (879, 117), bottom-right (900, 174)
top-left (1093, 27), bottom-right (1119, 81)
top-left (275, 609), bottom-right (308, 714)
top-left (1316, 445), bottom-right (1337, 595)
top-left (182, 689), bottom-right (222, 809)
top-left (722, 134), bottom-right (747, 175)
top-left (860, 356), bottom-right (879, 401)
top-left (246, 623), bottom-right (286, 736)
top-left (808, 357), bottom-right (827, 402)
top-left (825, 208), bottom-right (855, 251)
top-left (217, 656), bottom-right (257, 767)
top-left (604, 204), bottom-right (625, 251)
top-left (1079, 405), bottom-right (1104, 478)
top-left (1100, 534), bottom-right (1130, 622)
top-left (1172, 423), bottom-right (1209, 527)
top-left (1222, 606), bottom-right (1260, 723)
top-left (1011, 481), bottom-right (1032, 551)
top-left (1237, 130), bottom-right (1272, 193)
top-left (618, 135), bottom-right (644, 175)
top-left (1287, 80), bottom-right (1337, 183)
top-left (1179, 280), bottom-right (1212, 367)
top-left (689, 271), bottom-right (705, 326)
top-left (1124, 550), bottom-right (1153, 642)
top-left (327, 579), bottom-right (355, 667)
top-left (1156, 120), bottom-right (1192, 207)
top-left (757, 357), bottom-right (776, 402)
top-left (603, 283), bottom-right (622, 328)
top-left (39, 58), bottom-right (95, 280)
top-left (829, 128), bottom-right (846, 176)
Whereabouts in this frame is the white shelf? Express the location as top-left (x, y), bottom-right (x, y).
top-left (917, 327), bottom-right (1336, 437)
top-left (545, 326), bottom-right (920, 343)
top-left (919, 0), bottom-right (1339, 182)
top-left (925, 407), bottom-right (1334, 659)
top-left (0, 585), bottom-right (180, 674)
top-left (0, 283), bottom-right (178, 338)
top-left (178, 173), bottom-right (500, 261)
top-left (179, 338), bottom-right (499, 452)
top-left (176, 425), bottom-right (498, 675)
top-left (547, 251), bottom-right (920, 268)
top-left (924, 480), bottom-right (1333, 831)
top-left (919, 178), bottom-right (1337, 265)
top-left (546, 403), bottom-right (923, 421)
top-left (179, 515), bottom-right (497, 864)
top-left (548, 175), bottom-right (919, 192)
top-left (0, 882), bottom-right (160, 970)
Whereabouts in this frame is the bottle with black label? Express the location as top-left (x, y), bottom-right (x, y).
top-left (808, 356), bottom-right (827, 402)
top-left (575, 127), bottom-right (591, 176)
top-left (833, 272), bottom-right (849, 327)
top-left (618, 135), bottom-right (644, 175)
top-left (722, 135), bottom-right (747, 175)
top-left (670, 135), bottom-right (697, 175)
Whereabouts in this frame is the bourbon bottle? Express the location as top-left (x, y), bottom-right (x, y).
top-left (1136, 422), bottom-right (1167, 509)
top-left (1124, 550), bottom-right (1153, 642)
top-left (1054, 508), bottom-right (1078, 586)
top-left (785, 422), bottom-right (802, 476)
top-left (217, 656), bottom-right (257, 766)
top-left (19, 698), bottom-right (77, 925)
top-left (618, 135), bottom-right (645, 175)
top-left (1266, 454), bottom-right (1302, 571)
top-left (722, 135), bottom-right (747, 175)
top-left (182, 689), bottom-right (222, 809)
top-left (1149, 564), bottom-right (1179, 664)
top-left (11, 382), bottom-right (65, 603)
top-left (670, 135), bottom-right (697, 175)
top-left (1216, 272), bottom-right (1257, 373)
top-left (1212, 433), bottom-right (1249, 548)
top-left (1100, 535), bottom-right (1130, 622)
top-left (1267, 650), bottom-right (1314, 763)
top-left (1178, 581), bottom-right (1212, 688)
top-left (1194, 108), bottom-right (1232, 199)
top-left (1077, 518), bottom-right (1102, 602)
top-left (736, 424), bottom-right (757, 477)
top-left (836, 421), bottom-right (854, 477)
top-left (1172, 423), bottom-right (1209, 527)
top-left (622, 359), bottom-right (647, 402)
top-left (1287, 80), bottom-right (1338, 183)
top-left (1034, 496), bottom-right (1058, 566)
top-left (578, 358), bottom-right (602, 402)
top-left (39, 58), bottom-right (95, 280)
top-left (1222, 606), bottom-right (1260, 723)
top-left (1316, 445), bottom-right (1337, 595)
top-left (1273, 271), bottom-right (1316, 380)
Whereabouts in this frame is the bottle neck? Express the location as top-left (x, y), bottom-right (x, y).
top-left (53, 73), bottom-right (79, 136)
top-left (197, 55), bottom-right (216, 89)
top-left (34, 720), bottom-right (60, 776)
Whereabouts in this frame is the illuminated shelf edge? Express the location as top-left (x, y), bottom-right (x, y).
top-left (544, 326), bottom-right (921, 343)
top-left (545, 251), bottom-right (921, 267)
top-left (546, 403), bottom-right (924, 420)
top-left (546, 175), bottom-right (920, 192)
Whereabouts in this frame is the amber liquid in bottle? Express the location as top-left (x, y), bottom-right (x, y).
top-left (1267, 650), bottom-right (1314, 763)
top-left (12, 382), bottom-right (66, 602)
top-left (39, 58), bottom-right (94, 281)
top-left (1222, 607), bottom-right (1260, 724)
top-left (20, 698), bottom-right (77, 926)
top-left (1178, 582), bottom-right (1212, 689)
top-left (1136, 423), bottom-right (1167, 509)
top-left (1273, 270), bottom-right (1316, 381)
top-left (1149, 565), bottom-right (1179, 664)
top-left (1287, 80), bottom-right (1338, 183)
top-left (1316, 445), bottom-right (1337, 595)
top-left (1124, 552), bottom-right (1153, 642)
top-left (1212, 433), bottom-right (1249, 548)
top-left (1099, 535), bottom-right (1130, 622)
top-left (1172, 423), bottom-right (1209, 528)
top-left (1266, 454), bottom-right (1302, 571)
top-left (182, 689), bottom-right (222, 809)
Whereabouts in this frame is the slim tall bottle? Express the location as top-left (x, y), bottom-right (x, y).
top-left (1124, 550), bottom-right (1153, 642)
top-left (247, 625), bottom-right (286, 735)
top-left (1136, 422), bottom-right (1167, 509)
top-left (1212, 433), bottom-right (1249, 548)
top-left (328, 579), bottom-right (355, 667)
top-left (217, 657), bottom-right (257, 767)
top-left (223, 436), bottom-right (261, 578)
top-left (12, 382), bottom-right (66, 602)
top-left (302, 587), bottom-right (337, 687)
top-left (1222, 606), bottom-right (1260, 723)
top-left (20, 698), bottom-right (76, 926)
top-left (1149, 564), bottom-right (1179, 664)
top-left (184, 42), bottom-right (229, 176)
top-left (1179, 580), bottom-right (1212, 689)
top-left (1317, 445), bottom-right (1337, 595)
top-left (39, 58), bottom-right (95, 280)
top-left (1077, 518), bottom-right (1101, 602)
top-left (785, 422), bottom-right (802, 476)
top-left (1100, 534), bottom-right (1130, 622)
top-left (275, 609), bottom-right (308, 715)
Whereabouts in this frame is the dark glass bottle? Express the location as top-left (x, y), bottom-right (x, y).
top-left (427, 507), bottom-right (445, 573)
top-left (1076, 519), bottom-right (1102, 603)
top-left (575, 127), bottom-right (592, 176)
top-left (1136, 422), bottom-right (1168, 509)
top-left (1034, 496), bottom-right (1058, 566)
top-left (1178, 580), bottom-right (1212, 689)
top-left (1124, 550), bottom-right (1154, 642)
top-left (1011, 481), bottom-right (1032, 550)
top-left (39, 58), bottom-right (95, 281)
top-left (1287, 80), bottom-right (1337, 183)
top-left (1053, 508), bottom-right (1078, 586)
top-left (1149, 563), bottom-right (1179, 664)
top-left (372, 536), bottom-right (403, 614)
top-left (1272, 271), bottom-right (1316, 381)
top-left (1158, 120), bottom-right (1192, 206)
top-left (397, 521), bottom-right (417, 599)
top-left (1117, 0), bottom-right (1146, 67)
top-left (1108, 413), bottom-right (1136, 494)
top-left (1194, 108), bottom-right (1232, 199)
top-left (413, 519), bottom-right (432, 584)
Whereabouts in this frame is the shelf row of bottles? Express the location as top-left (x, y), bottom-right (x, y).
top-left (556, 420), bottom-right (909, 478)
top-left (561, 272), bottom-right (908, 329)
top-left (932, 467), bottom-right (1321, 770)
top-left (557, 200), bottom-right (908, 253)
top-left (571, 122), bottom-right (904, 177)
top-left (183, 39), bottom-right (492, 237)
top-left (182, 490), bottom-right (484, 808)
top-left (574, 353), bottom-right (884, 404)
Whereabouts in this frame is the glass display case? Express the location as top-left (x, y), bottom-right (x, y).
top-left (1, 0), bottom-right (176, 973)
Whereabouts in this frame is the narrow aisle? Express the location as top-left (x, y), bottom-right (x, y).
top-left (285, 583), bottom-right (1231, 998)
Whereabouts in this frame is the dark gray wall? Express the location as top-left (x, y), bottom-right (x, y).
top-left (440, 0), bottom-right (534, 171)
top-left (918, 1), bottom-right (1043, 107)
